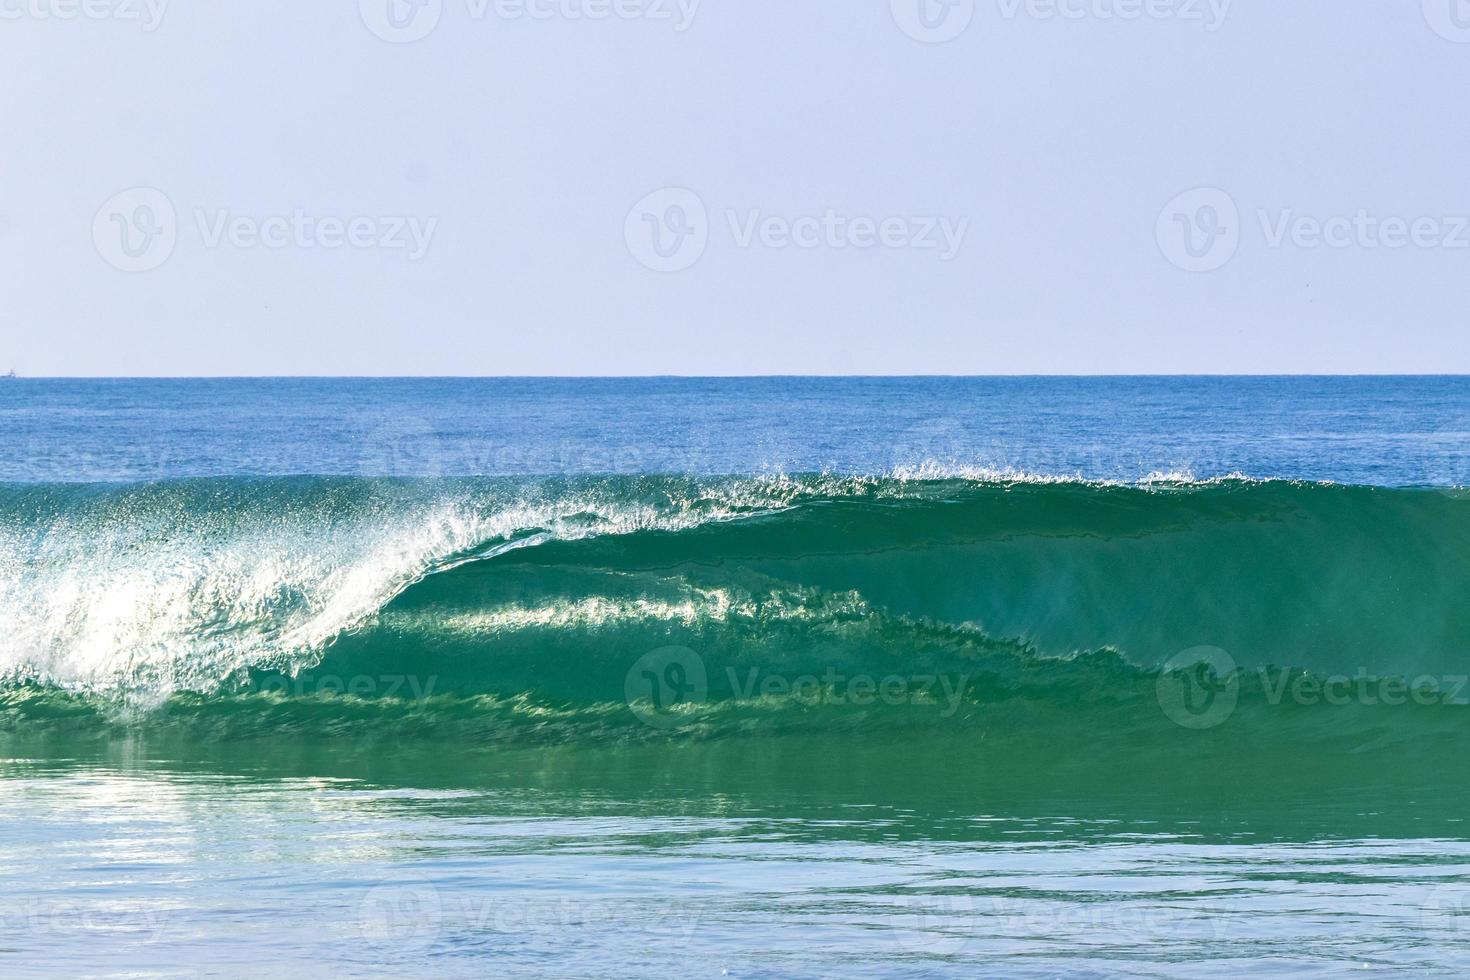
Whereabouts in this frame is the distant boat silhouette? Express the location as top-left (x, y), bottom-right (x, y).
top-left (1, 370), bottom-right (14, 380)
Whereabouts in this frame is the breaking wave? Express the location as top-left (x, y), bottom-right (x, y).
top-left (3, 473), bottom-right (1469, 745)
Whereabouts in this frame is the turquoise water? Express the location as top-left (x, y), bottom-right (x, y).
top-left (9, 744), bottom-right (1470, 977)
top-left (3, 378), bottom-right (1470, 976)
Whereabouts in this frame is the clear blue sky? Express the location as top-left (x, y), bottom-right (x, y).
top-left (3, 0), bottom-right (1469, 375)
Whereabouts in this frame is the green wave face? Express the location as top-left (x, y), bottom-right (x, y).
top-left (4, 476), bottom-right (1470, 755)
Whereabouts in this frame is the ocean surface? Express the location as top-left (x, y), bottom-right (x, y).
top-left (3, 376), bottom-right (1470, 977)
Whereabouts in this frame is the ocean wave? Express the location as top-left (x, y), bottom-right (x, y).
top-left (0, 475), bottom-right (813, 700)
top-left (1, 474), bottom-right (1468, 742)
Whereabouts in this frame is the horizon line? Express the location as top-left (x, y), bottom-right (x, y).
top-left (6, 373), bottom-right (1470, 381)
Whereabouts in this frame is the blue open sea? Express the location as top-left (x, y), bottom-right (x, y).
top-left (3, 376), bottom-right (1470, 977)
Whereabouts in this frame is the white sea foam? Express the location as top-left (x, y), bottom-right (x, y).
top-left (0, 478), bottom-right (809, 701)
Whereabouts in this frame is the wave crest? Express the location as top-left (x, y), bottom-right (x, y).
top-left (3, 474), bottom-right (1468, 726)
